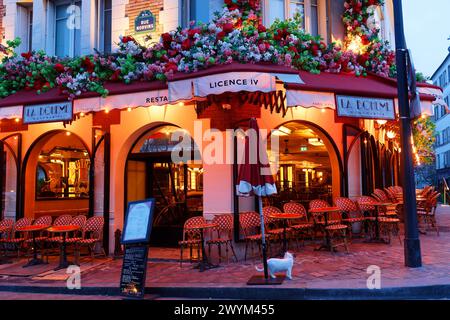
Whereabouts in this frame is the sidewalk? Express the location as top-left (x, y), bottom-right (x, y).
top-left (1, 206), bottom-right (450, 299)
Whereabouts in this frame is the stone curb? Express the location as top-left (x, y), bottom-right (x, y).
top-left (0, 284), bottom-right (449, 300)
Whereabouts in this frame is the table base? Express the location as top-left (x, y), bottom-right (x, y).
top-left (23, 258), bottom-right (47, 268)
top-left (193, 261), bottom-right (219, 272)
top-left (54, 260), bottom-right (78, 271)
top-left (314, 244), bottom-right (336, 252)
top-left (364, 238), bottom-right (389, 244)
top-left (247, 275), bottom-right (285, 285)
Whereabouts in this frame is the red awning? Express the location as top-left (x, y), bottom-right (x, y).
top-left (0, 80), bottom-right (167, 108)
top-left (285, 71), bottom-right (435, 102)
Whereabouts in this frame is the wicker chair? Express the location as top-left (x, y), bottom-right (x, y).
top-left (45, 215), bottom-right (74, 244)
top-left (240, 211), bottom-right (269, 261)
top-left (335, 197), bottom-right (367, 240)
top-left (417, 191), bottom-right (440, 236)
top-left (283, 202), bottom-right (314, 247)
top-left (262, 206), bottom-right (287, 245)
top-left (309, 200), bottom-right (349, 253)
top-left (24, 216), bottom-right (52, 255)
top-left (206, 214), bottom-right (238, 263)
top-left (178, 216), bottom-right (205, 267)
top-left (0, 217), bottom-right (33, 257)
top-left (74, 216), bottom-right (106, 263)
top-left (372, 189), bottom-right (391, 203)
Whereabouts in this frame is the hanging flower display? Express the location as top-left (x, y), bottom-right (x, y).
top-left (0, 0), bottom-right (398, 99)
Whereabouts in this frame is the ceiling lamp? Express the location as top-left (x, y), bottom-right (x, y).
top-left (308, 138), bottom-right (324, 146)
top-left (272, 126), bottom-right (292, 136)
top-left (376, 120), bottom-right (387, 126)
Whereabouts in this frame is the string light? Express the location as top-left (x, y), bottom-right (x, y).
top-left (127, 107), bottom-right (132, 112)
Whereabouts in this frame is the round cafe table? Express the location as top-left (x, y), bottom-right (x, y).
top-left (47, 225), bottom-right (80, 271)
top-left (309, 207), bottom-right (341, 252)
top-left (16, 225), bottom-right (50, 267)
top-left (268, 213), bottom-right (302, 254)
top-left (186, 223), bottom-right (218, 272)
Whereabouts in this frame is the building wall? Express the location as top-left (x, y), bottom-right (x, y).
top-left (1, 0), bottom-right (396, 55)
top-left (0, 0), bottom-right (5, 43)
top-left (432, 54), bottom-right (450, 174)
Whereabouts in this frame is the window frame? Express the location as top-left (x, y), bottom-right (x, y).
top-left (262, 0), bottom-right (324, 38)
top-left (98, 0), bottom-right (112, 54)
top-left (52, 0), bottom-right (82, 57)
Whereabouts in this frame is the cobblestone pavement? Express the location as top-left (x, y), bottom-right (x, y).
top-left (0, 206), bottom-right (449, 294)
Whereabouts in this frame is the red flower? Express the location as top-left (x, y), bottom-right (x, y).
top-left (21, 52), bottom-right (32, 60)
top-left (257, 25), bottom-right (266, 33)
top-left (161, 33), bottom-right (173, 49)
top-left (181, 39), bottom-right (192, 51)
top-left (82, 57), bottom-right (95, 73)
top-left (222, 23), bottom-right (234, 34)
top-left (110, 69), bottom-right (121, 81)
top-left (188, 28), bottom-right (201, 38)
top-left (121, 36), bottom-right (135, 43)
top-left (216, 31), bottom-right (226, 41)
top-left (164, 62), bottom-right (178, 73)
top-left (54, 63), bottom-right (65, 73)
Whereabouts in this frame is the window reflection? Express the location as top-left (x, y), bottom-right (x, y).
top-left (36, 132), bottom-right (90, 200)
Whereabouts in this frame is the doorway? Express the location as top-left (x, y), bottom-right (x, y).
top-left (125, 125), bottom-right (202, 247)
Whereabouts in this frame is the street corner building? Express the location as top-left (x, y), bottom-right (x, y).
top-left (0, 0), bottom-right (446, 255)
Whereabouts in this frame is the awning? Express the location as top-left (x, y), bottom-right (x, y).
top-left (168, 63), bottom-right (302, 102)
top-left (0, 63), bottom-right (441, 121)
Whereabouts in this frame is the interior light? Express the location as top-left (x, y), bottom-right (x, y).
top-left (308, 138), bottom-right (324, 146)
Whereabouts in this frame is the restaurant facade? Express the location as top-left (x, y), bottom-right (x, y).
top-left (0, 0), bottom-right (445, 253)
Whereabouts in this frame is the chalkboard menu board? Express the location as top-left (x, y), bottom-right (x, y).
top-left (119, 246), bottom-right (149, 298)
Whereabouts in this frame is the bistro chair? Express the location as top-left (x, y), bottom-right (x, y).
top-left (240, 211), bottom-right (269, 261)
top-left (372, 189), bottom-right (390, 203)
top-left (262, 206), bottom-right (287, 245)
top-left (57, 215), bottom-right (87, 261)
top-left (206, 214), bottom-right (238, 264)
top-left (334, 197), bottom-right (367, 240)
top-left (0, 219), bottom-right (14, 256)
top-left (178, 216), bottom-right (205, 267)
top-left (45, 215), bottom-right (73, 241)
top-left (74, 216), bottom-right (106, 263)
top-left (417, 191), bottom-right (440, 236)
top-left (283, 202), bottom-right (314, 248)
top-left (23, 215), bottom-right (52, 261)
top-left (0, 217), bottom-right (33, 258)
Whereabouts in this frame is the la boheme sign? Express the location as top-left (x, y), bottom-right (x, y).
top-left (336, 95), bottom-right (395, 120)
top-left (135, 10), bottom-right (156, 33)
top-left (23, 102), bottom-right (73, 124)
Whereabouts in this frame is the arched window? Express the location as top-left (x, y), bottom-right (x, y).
top-left (263, 0), bottom-right (323, 37)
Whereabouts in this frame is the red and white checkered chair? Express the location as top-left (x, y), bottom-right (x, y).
top-left (417, 191), bottom-right (440, 236)
top-left (240, 211), bottom-right (270, 261)
top-left (178, 216), bottom-right (205, 267)
top-left (45, 215), bottom-right (74, 244)
top-left (0, 217), bottom-right (33, 257)
top-left (63, 215), bottom-right (87, 244)
top-left (74, 216), bottom-right (106, 263)
top-left (372, 189), bottom-right (390, 203)
top-left (0, 218), bottom-right (14, 238)
top-left (206, 214), bottom-right (238, 263)
top-left (335, 197), bottom-right (368, 240)
top-left (262, 206), bottom-right (287, 242)
top-left (25, 215), bottom-right (52, 243)
top-left (283, 202), bottom-right (314, 247)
